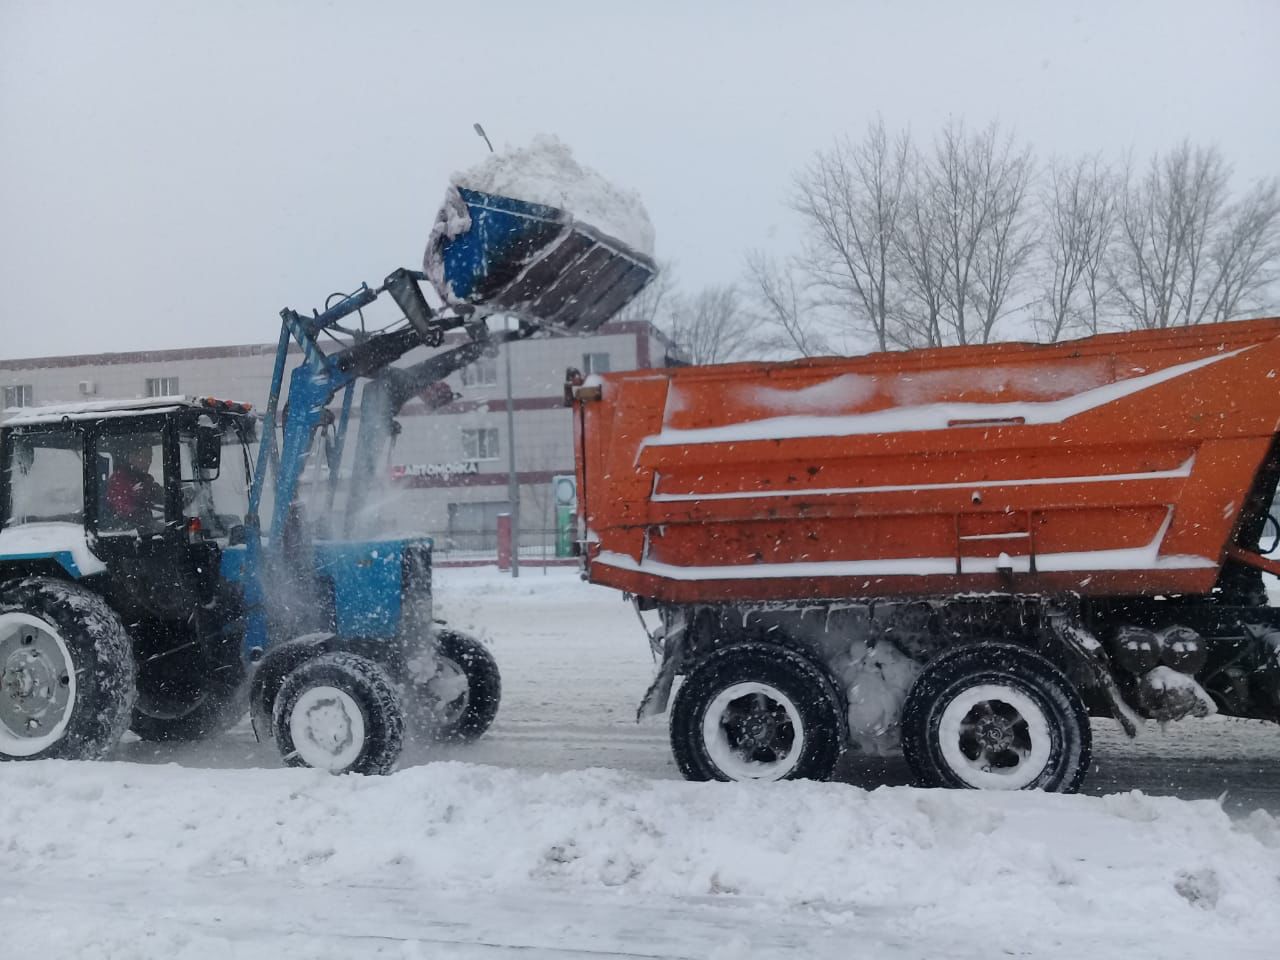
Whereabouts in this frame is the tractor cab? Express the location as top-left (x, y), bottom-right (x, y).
top-left (2, 396), bottom-right (256, 566)
top-left (1, 396), bottom-right (258, 742)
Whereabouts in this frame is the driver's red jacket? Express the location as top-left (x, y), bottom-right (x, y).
top-left (105, 465), bottom-right (163, 526)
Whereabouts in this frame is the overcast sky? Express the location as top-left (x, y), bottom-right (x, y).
top-left (1, 0), bottom-right (1276, 359)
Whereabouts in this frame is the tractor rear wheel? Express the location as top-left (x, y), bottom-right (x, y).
top-left (272, 652), bottom-right (403, 775)
top-left (0, 577), bottom-right (135, 761)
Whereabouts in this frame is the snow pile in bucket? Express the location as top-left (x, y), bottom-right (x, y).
top-left (3, 760), bottom-right (1279, 953)
top-left (424, 135), bottom-right (655, 307)
top-left (451, 134), bottom-right (654, 256)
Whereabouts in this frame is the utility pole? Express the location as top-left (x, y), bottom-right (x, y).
top-left (503, 326), bottom-right (520, 578)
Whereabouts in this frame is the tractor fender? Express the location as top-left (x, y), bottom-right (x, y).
top-left (0, 557), bottom-right (77, 588)
top-left (248, 633), bottom-right (336, 741)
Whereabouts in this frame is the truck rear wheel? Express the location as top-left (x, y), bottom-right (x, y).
top-left (272, 652), bottom-right (404, 775)
top-left (0, 577), bottom-right (135, 761)
top-left (900, 642), bottom-right (1091, 793)
top-left (670, 642), bottom-right (844, 783)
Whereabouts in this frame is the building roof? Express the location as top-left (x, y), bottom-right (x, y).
top-left (0, 322), bottom-right (679, 372)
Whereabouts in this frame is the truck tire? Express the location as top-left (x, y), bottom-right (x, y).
top-left (130, 679), bottom-right (246, 743)
top-left (409, 629), bottom-right (501, 743)
top-left (670, 642), bottom-right (844, 783)
top-left (272, 652), bottom-right (403, 775)
top-left (0, 577), bottom-right (136, 761)
top-left (900, 642), bottom-right (1091, 793)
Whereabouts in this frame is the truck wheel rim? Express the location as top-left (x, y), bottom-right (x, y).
top-left (702, 681), bottom-right (805, 781)
top-left (937, 683), bottom-right (1052, 790)
top-left (289, 686), bottom-right (366, 771)
top-left (0, 613), bottom-right (77, 757)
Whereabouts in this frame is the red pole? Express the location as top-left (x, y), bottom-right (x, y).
top-left (496, 513), bottom-right (512, 571)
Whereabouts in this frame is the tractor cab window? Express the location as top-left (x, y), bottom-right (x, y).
top-left (97, 432), bottom-right (166, 535)
top-left (3, 431), bottom-right (84, 526)
top-left (179, 424), bottom-right (251, 541)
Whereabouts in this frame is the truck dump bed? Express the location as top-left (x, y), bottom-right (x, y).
top-left (574, 318), bottom-right (1280, 604)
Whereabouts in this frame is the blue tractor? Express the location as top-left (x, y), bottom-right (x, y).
top-left (0, 190), bottom-right (655, 772)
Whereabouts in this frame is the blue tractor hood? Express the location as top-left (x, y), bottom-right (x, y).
top-left (425, 186), bottom-right (657, 333)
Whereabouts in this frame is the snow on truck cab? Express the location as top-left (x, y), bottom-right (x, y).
top-left (570, 317), bottom-right (1280, 793)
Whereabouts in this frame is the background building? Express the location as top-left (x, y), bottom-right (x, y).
top-left (1, 321), bottom-right (682, 560)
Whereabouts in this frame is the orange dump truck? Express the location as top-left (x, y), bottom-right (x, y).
top-left (569, 318), bottom-right (1280, 793)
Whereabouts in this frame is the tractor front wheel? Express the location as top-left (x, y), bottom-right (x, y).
top-left (272, 652), bottom-right (404, 775)
top-left (408, 629), bottom-right (501, 743)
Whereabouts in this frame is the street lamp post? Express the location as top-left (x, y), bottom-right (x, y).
top-left (503, 329), bottom-right (520, 578)
top-left (474, 121), bottom-right (517, 577)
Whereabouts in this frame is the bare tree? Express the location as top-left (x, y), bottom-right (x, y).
top-left (743, 251), bottom-right (829, 357)
top-left (1079, 164), bottom-right (1119, 335)
top-left (892, 167), bottom-right (948, 348)
top-left (1110, 142), bottom-right (1230, 329)
top-left (666, 284), bottom-right (754, 365)
top-left (930, 121), bottom-right (984, 344)
top-left (775, 121), bottom-right (1280, 347)
top-left (925, 120), bottom-right (1035, 345)
top-left (791, 118), bottom-right (910, 350)
top-left (972, 142), bottom-right (1036, 343)
top-left (1036, 156), bottom-right (1118, 341)
top-left (1205, 178), bottom-right (1280, 320)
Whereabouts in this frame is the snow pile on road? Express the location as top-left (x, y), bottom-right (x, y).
top-left (447, 134), bottom-right (654, 256)
top-left (4, 760), bottom-right (1279, 950)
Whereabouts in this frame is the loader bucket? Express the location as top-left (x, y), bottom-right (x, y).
top-left (426, 187), bottom-right (656, 333)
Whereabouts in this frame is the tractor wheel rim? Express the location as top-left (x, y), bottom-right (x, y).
top-left (702, 681), bottom-right (805, 781)
top-left (937, 683), bottom-right (1052, 790)
top-left (424, 656), bottom-right (470, 726)
top-left (289, 685), bottom-right (366, 772)
top-left (0, 612), bottom-right (77, 757)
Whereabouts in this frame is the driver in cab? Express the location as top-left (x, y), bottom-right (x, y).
top-left (105, 440), bottom-right (164, 530)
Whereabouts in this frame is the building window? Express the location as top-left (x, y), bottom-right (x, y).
top-left (582, 352), bottom-right (611, 374)
top-left (461, 355), bottom-right (498, 387)
top-left (3, 385), bottom-right (33, 409)
top-left (145, 377), bottom-right (180, 397)
top-left (460, 427), bottom-right (500, 461)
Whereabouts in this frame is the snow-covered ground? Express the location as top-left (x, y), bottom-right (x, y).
top-left (6, 566), bottom-right (1280, 958)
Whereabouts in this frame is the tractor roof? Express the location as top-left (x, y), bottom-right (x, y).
top-left (2, 395), bottom-right (253, 427)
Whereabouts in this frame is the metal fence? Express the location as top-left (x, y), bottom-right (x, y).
top-left (427, 527), bottom-right (575, 566)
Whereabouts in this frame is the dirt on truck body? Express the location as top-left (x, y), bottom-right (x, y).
top-left (569, 318), bottom-right (1280, 793)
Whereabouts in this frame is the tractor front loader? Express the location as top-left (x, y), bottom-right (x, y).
top-left (0, 189), bottom-right (656, 772)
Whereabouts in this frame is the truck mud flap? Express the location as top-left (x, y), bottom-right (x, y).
top-left (1049, 613), bottom-right (1139, 737)
top-left (636, 615), bottom-right (688, 721)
